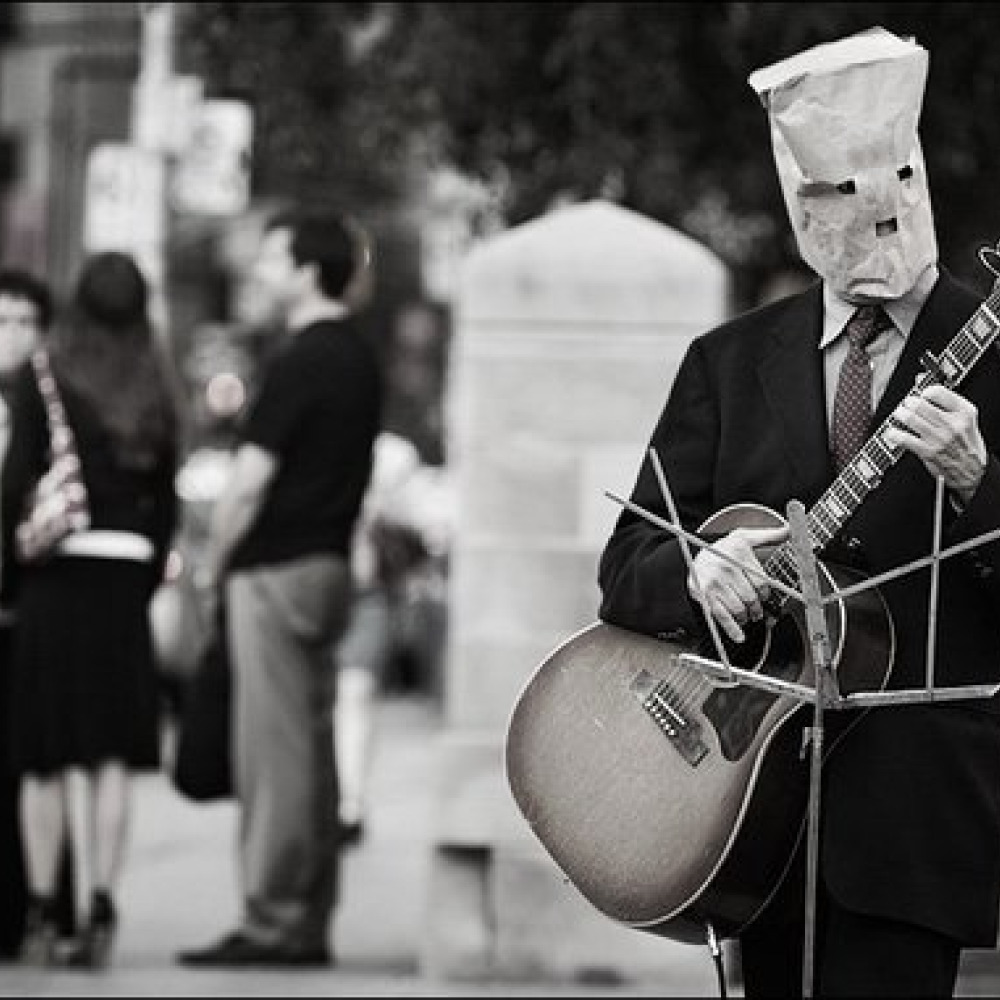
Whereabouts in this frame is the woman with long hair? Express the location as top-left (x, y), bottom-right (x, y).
top-left (1, 251), bottom-right (179, 968)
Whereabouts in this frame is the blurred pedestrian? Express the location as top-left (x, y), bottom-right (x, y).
top-left (334, 429), bottom-right (426, 846)
top-left (0, 267), bottom-right (55, 959)
top-left (1, 252), bottom-right (179, 968)
top-left (178, 207), bottom-right (382, 967)
top-left (0, 268), bottom-right (79, 961)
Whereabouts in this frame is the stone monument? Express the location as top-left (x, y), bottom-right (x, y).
top-left (421, 200), bottom-right (730, 989)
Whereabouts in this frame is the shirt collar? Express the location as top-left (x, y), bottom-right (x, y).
top-left (819, 263), bottom-right (939, 349)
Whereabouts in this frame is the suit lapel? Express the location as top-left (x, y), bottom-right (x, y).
top-left (757, 286), bottom-right (831, 497)
top-left (754, 273), bottom-right (974, 505)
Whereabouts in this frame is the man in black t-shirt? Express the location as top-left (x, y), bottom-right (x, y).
top-left (178, 210), bottom-right (382, 968)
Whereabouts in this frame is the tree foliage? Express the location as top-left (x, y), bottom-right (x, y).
top-left (180, 2), bottom-right (1000, 304)
top-left (177, 2), bottom-right (413, 207)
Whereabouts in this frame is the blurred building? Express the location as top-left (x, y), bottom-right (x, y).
top-left (0, 3), bottom-right (140, 296)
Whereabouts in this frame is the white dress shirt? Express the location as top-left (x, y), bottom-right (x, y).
top-left (820, 263), bottom-right (939, 426)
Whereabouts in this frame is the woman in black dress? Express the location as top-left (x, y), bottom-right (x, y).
top-left (1, 252), bottom-right (179, 967)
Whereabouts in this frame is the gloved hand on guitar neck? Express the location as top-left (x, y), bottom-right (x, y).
top-left (687, 523), bottom-right (790, 644)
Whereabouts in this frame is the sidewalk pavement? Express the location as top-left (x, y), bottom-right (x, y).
top-left (2, 693), bottom-right (1000, 997)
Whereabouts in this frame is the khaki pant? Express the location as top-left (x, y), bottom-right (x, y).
top-left (226, 554), bottom-right (350, 951)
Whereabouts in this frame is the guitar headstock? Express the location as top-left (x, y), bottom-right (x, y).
top-left (978, 240), bottom-right (1000, 290)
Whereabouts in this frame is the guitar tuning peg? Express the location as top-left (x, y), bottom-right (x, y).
top-left (978, 243), bottom-right (1000, 282)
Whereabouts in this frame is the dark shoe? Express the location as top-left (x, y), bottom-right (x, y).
top-left (177, 930), bottom-right (248, 967)
top-left (66, 890), bottom-right (116, 970)
top-left (19, 922), bottom-right (58, 967)
top-left (339, 818), bottom-right (365, 847)
top-left (177, 930), bottom-right (331, 968)
top-left (270, 943), bottom-right (331, 968)
top-left (19, 895), bottom-right (58, 968)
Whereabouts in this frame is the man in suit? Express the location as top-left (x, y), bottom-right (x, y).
top-left (598, 28), bottom-right (1000, 998)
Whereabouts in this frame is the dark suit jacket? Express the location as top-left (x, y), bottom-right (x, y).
top-left (598, 270), bottom-right (1000, 945)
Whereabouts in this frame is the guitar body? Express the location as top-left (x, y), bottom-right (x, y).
top-left (505, 503), bottom-right (895, 943)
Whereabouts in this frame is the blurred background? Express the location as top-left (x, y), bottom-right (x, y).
top-left (3, 2), bottom-right (996, 699)
top-left (2, 2), bottom-right (1000, 992)
top-left (2, 2), bottom-right (997, 421)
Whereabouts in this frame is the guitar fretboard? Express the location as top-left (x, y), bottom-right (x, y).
top-left (766, 285), bottom-right (1000, 590)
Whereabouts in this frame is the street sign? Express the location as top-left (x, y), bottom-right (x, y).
top-left (171, 99), bottom-right (252, 216)
top-left (83, 143), bottom-right (165, 251)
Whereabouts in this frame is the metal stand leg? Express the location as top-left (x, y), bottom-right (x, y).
top-left (787, 501), bottom-right (836, 999)
top-left (801, 707), bottom-right (824, 998)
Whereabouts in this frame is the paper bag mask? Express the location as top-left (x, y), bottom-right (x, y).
top-left (748, 27), bottom-right (937, 302)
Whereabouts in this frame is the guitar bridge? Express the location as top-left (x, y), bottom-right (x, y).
top-left (631, 669), bottom-right (709, 767)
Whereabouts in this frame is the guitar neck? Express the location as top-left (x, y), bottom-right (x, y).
top-left (765, 285), bottom-right (1000, 589)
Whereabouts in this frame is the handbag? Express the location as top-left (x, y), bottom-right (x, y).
top-left (15, 349), bottom-right (90, 563)
top-left (172, 603), bottom-right (233, 802)
top-left (150, 540), bottom-right (213, 683)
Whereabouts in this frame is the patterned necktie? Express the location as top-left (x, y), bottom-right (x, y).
top-left (831, 304), bottom-right (893, 472)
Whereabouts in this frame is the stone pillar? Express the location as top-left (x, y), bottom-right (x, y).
top-left (419, 201), bottom-right (729, 987)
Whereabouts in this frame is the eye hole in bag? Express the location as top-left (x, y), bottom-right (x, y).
top-left (14, 349), bottom-right (91, 563)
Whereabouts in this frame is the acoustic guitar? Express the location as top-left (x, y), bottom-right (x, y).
top-left (505, 278), bottom-right (1000, 945)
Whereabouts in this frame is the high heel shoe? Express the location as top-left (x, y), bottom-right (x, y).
top-left (19, 894), bottom-right (59, 967)
top-left (67, 890), bottom-right (116, 970)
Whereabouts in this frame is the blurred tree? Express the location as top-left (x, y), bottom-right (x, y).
top-left (176, 2), bottom-right (426, 387)
top-left (177, 2), bottom-right (411, 208)
top-left (180, 2), bottom-right (1000, 307)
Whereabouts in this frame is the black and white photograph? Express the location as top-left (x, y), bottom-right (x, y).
top-left (1, 4), bottom-right (1000, 997)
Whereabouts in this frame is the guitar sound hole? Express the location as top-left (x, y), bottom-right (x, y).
top-left (725, 619), bottom-right (769, 670)
top-left (701, 617), bottom-right (804, 762)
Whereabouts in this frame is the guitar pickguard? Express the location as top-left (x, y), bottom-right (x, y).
top-left (701, 614), bottom-right (807, 761)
